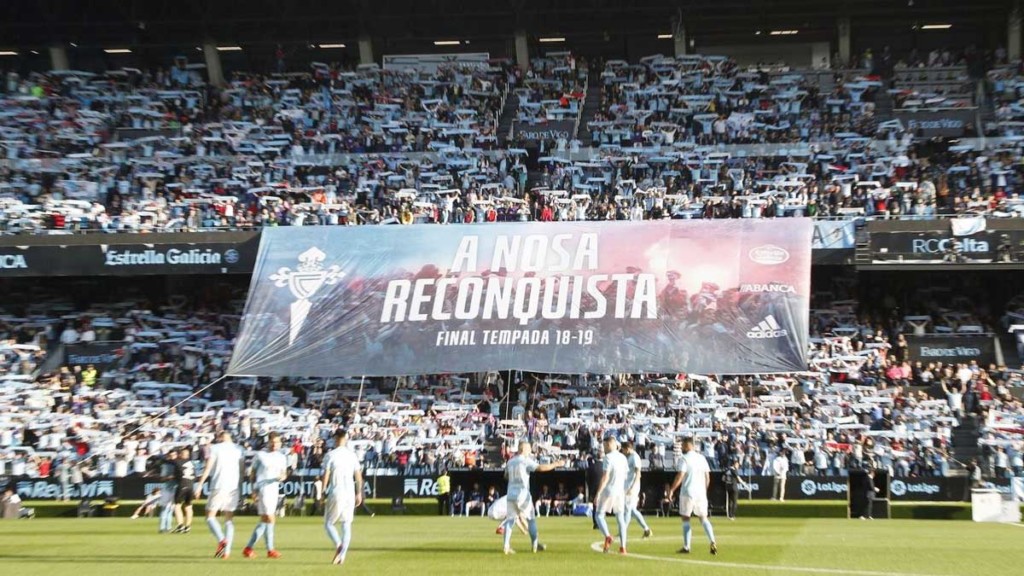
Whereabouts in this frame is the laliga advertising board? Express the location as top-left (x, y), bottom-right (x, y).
top-left (227, 220), bottom-right (812, 376)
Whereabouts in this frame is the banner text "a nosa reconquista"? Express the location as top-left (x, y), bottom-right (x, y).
top-left (380, 233), bottom-right (658, 325)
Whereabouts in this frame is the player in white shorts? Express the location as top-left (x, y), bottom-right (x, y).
top-left (195, 430), bottom-right (244, 559)
top-left (621, 441), bottom-right (652, 539)
top-left (594, 435), bottom-right (630, 554)
top-left (669, 437), bottom-right (718, 556)
top-left (322, 428), bottom-right (363, 565)
top-left (501, 441), bottom-right (566, 555)
top-left (488, 495), bottom-right (531, 539)
top-left (243, 432), bottom-right (288, 559)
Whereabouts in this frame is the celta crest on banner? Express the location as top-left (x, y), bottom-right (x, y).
top-left (270, 247), bottom-right (344, 344)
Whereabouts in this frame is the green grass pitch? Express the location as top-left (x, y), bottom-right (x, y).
top-left (0, 515), bottom-right (1021, 575)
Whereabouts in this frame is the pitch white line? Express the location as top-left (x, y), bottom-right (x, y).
top-left (1004, 523), bottom-right (1024, 528)
top-left (589, 541), bottom-right (941, 576)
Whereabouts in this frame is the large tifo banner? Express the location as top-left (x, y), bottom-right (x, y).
top-left (811, 221), bottom-right (855, 250)
top-left (228, 220), bottom-right (812, 377)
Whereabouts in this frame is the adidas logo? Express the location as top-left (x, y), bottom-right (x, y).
top-left (746, 315), bottom-right (788, 339)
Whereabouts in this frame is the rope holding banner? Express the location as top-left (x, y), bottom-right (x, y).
top-left (123, 373), bottom-right (229, 438)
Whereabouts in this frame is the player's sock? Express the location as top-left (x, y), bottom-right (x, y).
top-left (595, 514), bottom-right (611, 538)
top-left (206, 517), bottom-right (225, 541)
top-left (527, 518), bottom-right (538, 547)
top-left (700, 517), bottom-right (716, 543)
top-left (225, 520), bottom-right (235, 551)
top-left (265, 523), bottom-right (275, 551)
top-left (615, 512), bottom-right (628, 550)
top-left (325, 521), bottom-right (342, 548)
top-left (247, 523), bottom-right (266, 549)
top-left (340, 521), bottom-right (352, 555)
top-left (502, 518), bottom-right (514, 550)
top-left (683, 520), bottom-right (693, 550)
top-left (632, 509), bottom-right (651, 531)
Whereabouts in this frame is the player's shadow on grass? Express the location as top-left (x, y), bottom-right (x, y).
top-left (0, 554), bottom-right (210, 563)
top-left (288, 546), bottom-right (499, 554)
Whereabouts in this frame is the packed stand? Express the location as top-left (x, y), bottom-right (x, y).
top-left (509, 52), bottom-right (587, 136)
top-left (2, 276), bottom-right (1021, 489)
top-left (589, 54), bottom-right (878, 148)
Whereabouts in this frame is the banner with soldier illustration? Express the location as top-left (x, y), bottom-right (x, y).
top-left (228, 220), bottom-right (812, 376)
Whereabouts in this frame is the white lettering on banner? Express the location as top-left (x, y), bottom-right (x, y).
top-left (518, 129), bottom-right (571, 140)
top-left (16, 480), bottom-right (114, 499)
top-left (403, 478), bottom-right (439, 497)
top-left (890, 480), bottom-right (941, 497)
top-left (907, 119), bottom-right (964, 131)
top-left (910, 238), bottom-right (990, 254)
top-left (739, 283), bottom-right (796, 294)
top-left (448, 233), bottom-right (598, 273)
top-left (919, 346), bottom-right (983, 358)
top-left (198, 479), bottom-right (317, 498)
top-left (0, 254), bottom-right (28, 269)
top-left (382, 233), bottom-right (657, 325)
top-left (104, 248), bottom-right (226, 266)
top-left (436, 329), bottom-right (596, 347)
top-left (382, 275), bottom-right (657, 325)
top-left (748, 245), bottom-right (790, 265)
top-left (799, 479), bottom-right (846, 496)
top-left (67, 353), bottom-right (119, 365)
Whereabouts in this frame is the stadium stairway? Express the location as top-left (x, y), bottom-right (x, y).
top-left (998, 334), bottom-right (1021, 368)
top-left (874, 88), bottom-right (895, 123)
top-left (854, 225), bottom-right (872, 266)
top-left (524, 167), bottom-right (550, 192)
top-left (576, 78), bottom-right (603, 144)
top-left (497, 91), bottom-right (518, 144)
top-left (978, 94), bottom-right (997, 140)
top-left (482, 435), bottom-right (505, 468)
top-left (952, 416), bottom-right (981, 468)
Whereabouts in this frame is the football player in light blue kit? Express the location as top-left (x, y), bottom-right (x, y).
top-left (322, 429), bottom-right (363, 565)
top-left (670, 437), bottom-right (718, 555)
top-left (501, 441), bottom-right (566, 554)
top-left (194, 431), bottom-right (245, 559)
top-left (621, 441), bottom-right (653, 539)
top-left (594, 435), bottom-right (630, 554)
top-left (243, 432), bottom-right (289, 559)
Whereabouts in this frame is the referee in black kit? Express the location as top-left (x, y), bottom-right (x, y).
top-left (860, 469), bottom-right (879, 520)
top-left (585, 450), bottom-right (603, 529)
top-left (171, 447), bottom-right (197, 533)
top-left (722, 460), bottom-right (740, 520)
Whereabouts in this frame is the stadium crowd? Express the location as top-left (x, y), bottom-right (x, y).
top-left (0, 50), bottom-right (1023, 499)
top-left (2, 53), bottom-right (1024, 235)
top-left (1, 278), bottom-right (1021, 490)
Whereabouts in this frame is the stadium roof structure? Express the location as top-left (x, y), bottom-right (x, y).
top-left (0, 0), bottom-right (1012, 49)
